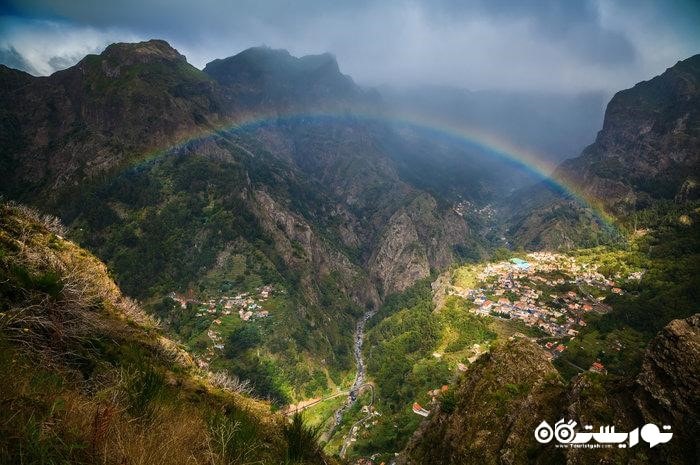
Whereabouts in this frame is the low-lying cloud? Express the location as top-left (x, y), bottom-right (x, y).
top-left (0, 16), bottom-right (139, 75)
top-left (1, 0), bottom-right (698, 93)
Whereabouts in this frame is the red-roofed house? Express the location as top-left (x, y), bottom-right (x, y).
top-left (412, 403), bottom-right (430, 417)
top-left (590, 362), bottom-right (607, 374)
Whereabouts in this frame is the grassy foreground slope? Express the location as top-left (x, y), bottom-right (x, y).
top-left (0, 201), bottom-right (332, 465)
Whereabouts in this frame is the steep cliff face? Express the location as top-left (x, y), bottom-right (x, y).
top-left (398, 315), bottom-right (699, 465)
top-left (0, 40), bottom-right (224, 201)
top-left (631, 314), bottom-right (699, 462)
top-left (250, 189), bottom-right (380, 309)
top-left (370, 210), bottom-right (430, 296)
top-left (505, 54), bottom-right (700, 250)
top-left (370, 194), bottom-right (467, 297)
top-left (557, 54), bottom-right (700, 214)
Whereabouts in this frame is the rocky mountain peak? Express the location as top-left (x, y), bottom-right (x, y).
top-left (70, 39), bottom-right (190, 81)
top-left (203, 46), bottom-right (343, 85)
top-left (203, 46), bottom-right (362, 106)
top-left (595, 54), bottom-right (699, 149)
top-left (504, 54), bottom-right (700, 251)
top-left (99, 39), bottom-right (187, 65)
top-left (554, 53), bottom-right (700, 213)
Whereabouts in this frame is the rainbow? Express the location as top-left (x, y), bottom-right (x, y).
top-left (130, 107), bottom-right (617, 227)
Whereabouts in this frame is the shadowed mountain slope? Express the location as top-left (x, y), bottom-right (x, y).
top-left (504, 54), bottom-right (700, 250)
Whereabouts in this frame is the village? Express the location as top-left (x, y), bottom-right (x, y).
top-left (448, 252), bottom-right (642, 359)
top-left (169, 284), bottom-right (277, 322)
top-left (452, 199), bottom-right (496, 220)
top-left (167, 284), bottom-right (279, 367)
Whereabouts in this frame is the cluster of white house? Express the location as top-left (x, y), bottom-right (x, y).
top-left (451, 253), bottom-right (641, 339)
top-left (169, 284), bottom-right (276, 322)
top-left (452, 199), bottom-right (496, 219)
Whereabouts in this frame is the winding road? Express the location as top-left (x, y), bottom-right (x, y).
top-left (283, 390), bottom-right (349, 416)
top-left (339, 383), bottom-right (374, 458)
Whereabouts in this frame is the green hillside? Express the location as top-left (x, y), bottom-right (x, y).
top-left (0, 201), bottom-right (332, 465)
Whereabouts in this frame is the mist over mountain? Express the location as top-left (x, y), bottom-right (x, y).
top-left (381, 86), bottom-right (609, 165)
top-left (0, 19), bottom-right (698, 465)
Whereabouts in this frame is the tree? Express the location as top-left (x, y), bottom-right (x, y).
top-left (225, 325), bottom-right (261, 357)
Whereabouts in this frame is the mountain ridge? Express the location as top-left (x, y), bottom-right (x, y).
top-left (0, 200), bottom-right (334, 464)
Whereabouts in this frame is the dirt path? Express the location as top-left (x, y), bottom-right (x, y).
top-left (282, 390), bottom-right (349, 416)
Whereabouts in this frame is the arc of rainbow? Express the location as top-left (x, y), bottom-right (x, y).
top-left (128, 108), bottom-right (617, 228)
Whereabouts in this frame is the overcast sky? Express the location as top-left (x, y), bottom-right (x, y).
top-left (1, 0), bottom-right (698, 93)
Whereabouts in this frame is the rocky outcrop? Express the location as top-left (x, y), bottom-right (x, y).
top-left (399, 315), bottom-right (700, 465)
top-left (556, 54), bottom-right (700, 214)
top-left (369, 210), bottom-right (430, 297)
top-left (631, 314), bottom-right (699, 463)
top-left (370, 194), bottom-right (468, 297)
top-left (203, 46), bottom-right (376, 110)
top-left (560, 314), bottom-right (699, 465)
top-left (250, 189), bottom-right (380, 309)
top-left (634, 314), bottom-right (700, 419)
top-left (398, 338), bottom-right (566, 465)
top-left (0, 39), bottom-right (223, 201)
top-left (99, 39), bottom-right (188, 73)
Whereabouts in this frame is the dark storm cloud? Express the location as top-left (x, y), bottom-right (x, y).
top-left (423, 0), bottom-right (637, 64)
top-left (1, 0), bottom-right (698, 92)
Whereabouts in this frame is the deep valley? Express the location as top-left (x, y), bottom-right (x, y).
top-left (0, 12), bottom-right (698, 465)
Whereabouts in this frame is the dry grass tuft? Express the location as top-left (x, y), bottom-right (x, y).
top-left (208, 370), bottom-right (254, 396)
top-left (0, 202), bottom-right (332, 465)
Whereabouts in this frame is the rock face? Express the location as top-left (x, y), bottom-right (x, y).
top-left (560, 314), bottom-right (699, 465)
top-left (399, 315), bottom-right (699, 465)
top-left (558, 54), bottom-right (700, 214)
top-left (203, 46), bottom-right (373, 108)
top-left (0, 40), bottom-right (224, 200)
top-left (506, 54), bottom-right (700, 250)
top-left (370, 210), bottom-right (430, 296)
top-left (251, 189), bottom-right (380, 309)
top-left (370, 194), bottom-right (468, 297)
top-left (631, 314), bottom-right (700, 463)
top-left (398, 339), bottom-right (566, 465)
